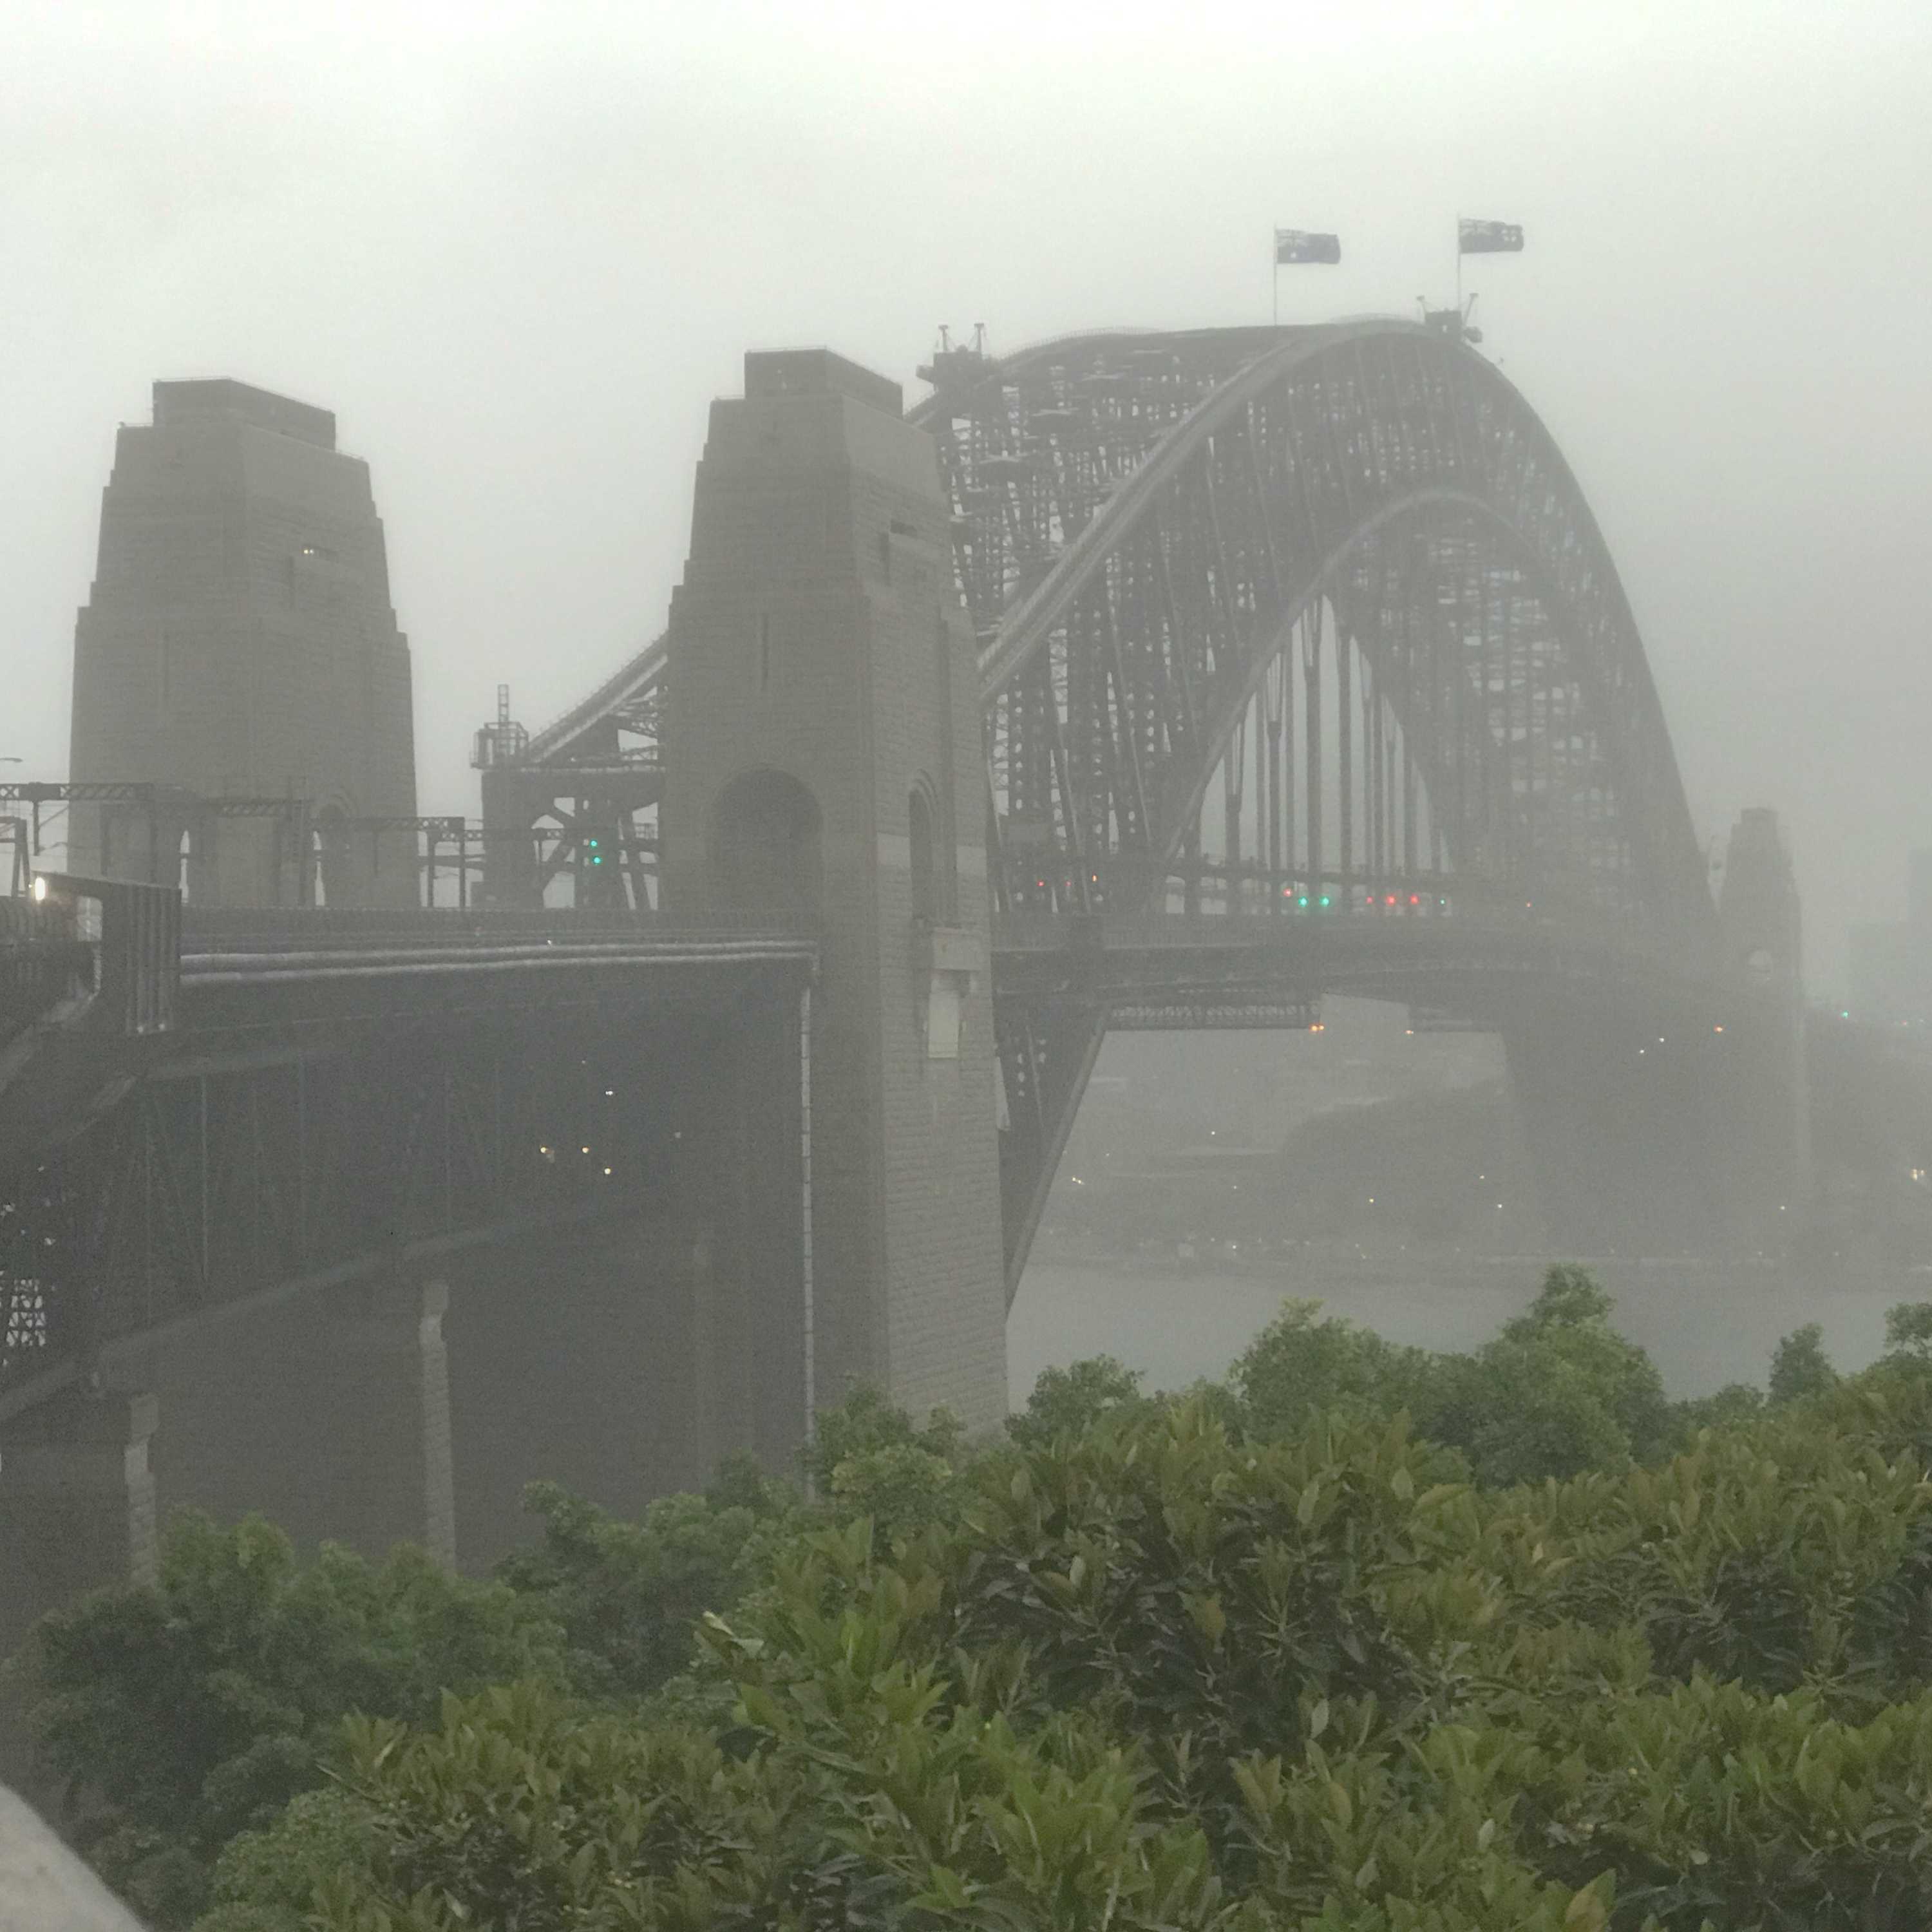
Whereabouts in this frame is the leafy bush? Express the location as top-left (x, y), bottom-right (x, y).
top-left (1769, 1320), bottom-right (1838, 1401)
top-left (1233, 1297), bottom-right (1434, 1442)
top-left (1005, 1352), bottom-right (1146, 1450)
top-left (15, 1513), bottom-right (560, 1927)
top-left (494, 1468), bottom-right (791, 1705)
top-left (24, 1267), bottom-right (1932, 1930)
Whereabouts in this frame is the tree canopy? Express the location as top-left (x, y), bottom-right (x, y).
top-left (17, 1268), bottom-right (1932, 1932)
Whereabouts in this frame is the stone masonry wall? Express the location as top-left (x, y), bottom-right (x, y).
top-left (660, 354), bottom-right (1007, 1438)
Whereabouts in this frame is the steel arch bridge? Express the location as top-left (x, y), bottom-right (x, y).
top-left (484, 319), bottom-right (1725, 1282)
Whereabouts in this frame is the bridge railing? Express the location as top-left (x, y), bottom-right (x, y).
top-left (992, 896), bottom-right (1698, 990)
top-left (994, 860), bottom-right (1697, 975)
top-left (179, 903), bottom-right (819, 954)
top-left (1, 894), bottom-right (95, 1050)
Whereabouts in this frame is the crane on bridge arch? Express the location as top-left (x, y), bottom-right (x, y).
top-left (480, 317), bottom-right (1731, 1286)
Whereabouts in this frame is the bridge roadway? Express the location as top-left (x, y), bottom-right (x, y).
top-left (1, 878), bottom-right (1776, 1396)
top-left (996, 903), bottom-right (1736, 1020)
top-left (3, 919), bottom-right (1777, 1387)
top-left (1, 891), bottom-right (819, 1427)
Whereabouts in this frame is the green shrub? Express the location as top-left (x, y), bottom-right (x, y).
top-left (23, 1280), bottom-right (1932, 1931)
top-left (18, 1513), bottom-right (559, 1927)
top-left (1769, 1320), bottom-right (1838, 1402)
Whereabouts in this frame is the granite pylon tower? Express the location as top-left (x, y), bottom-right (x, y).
top-left (69, 380), bottom-right (418, 906)
top-left (659, 350), bottom-right (1008, 1438)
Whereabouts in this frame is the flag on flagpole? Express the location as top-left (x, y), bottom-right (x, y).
top-left (1275, 229), bottom-right (1341, 265)
top-left (1459, 218), bottom-right (1524, 255)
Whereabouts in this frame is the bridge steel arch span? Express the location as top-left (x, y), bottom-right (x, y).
top-left (489, 321), bottom-right (1719, 1290)
top-left (920, 323), bottom-right (1707, 933)
top-left (911, 321), bottom-right (1716, 1285)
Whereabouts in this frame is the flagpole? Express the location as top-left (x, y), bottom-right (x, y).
top-left (1271, 230), bottom-right (1278, 327)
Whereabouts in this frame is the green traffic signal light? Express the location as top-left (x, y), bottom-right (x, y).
top-left (1318, 894), bottom-right (1332, 909)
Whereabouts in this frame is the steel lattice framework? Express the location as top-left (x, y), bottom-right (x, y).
top-left (499, 321), bottom-right (1708, 936)
top-left (914, 323), bottom-right (1708, 938)
top-left (451, 319), bottom-right (1719, 1283)
top-left (909, 321), bottom-right (1718, 1274)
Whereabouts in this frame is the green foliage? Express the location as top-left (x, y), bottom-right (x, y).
top-left (19, 1511), bottom-right (559, 1928)
top-left (196, 1789), bottom-right (377, 1932)
top-left (1233, 1297), bottom-right (1435, 1441)
top-left (799, 1384), bottom-right (970, 1551)
top-left (1415, 1265), bottom-right (1669, 1487)
top-left (941, 1399), bottom-right (1459, 1858)
top-left (495, 1473), bottom-right (791, 1705)
top-left (1238, 1268), bottom-right (1674, 1490)
top-left (228, 1347), bottom-right (1932, 1930)
top-left (316, 1683), bottom-right (810, 1929)
top-left (1883, 1299), bottom-right (1932, 1365)
top-left (1769, 1320), bottom-right (1839, 1402)
top-left (799, 1383), bottom-right (965, 1495)
top-left (1668, 1381), bottom-right (1765, 1441)
top-left (33, 1280), bottom-right (1932, 1931)
top-left (1005, 1352), bottom-right (1146, 1450)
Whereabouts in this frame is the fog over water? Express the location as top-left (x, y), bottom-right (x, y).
top-left (1011, 1259), bottom-right (1911, 1406)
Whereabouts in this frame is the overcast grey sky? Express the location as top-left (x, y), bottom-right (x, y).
top-left (5, 0), bottom-right (1927, 990)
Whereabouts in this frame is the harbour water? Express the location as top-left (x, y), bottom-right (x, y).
top-left (1009, 1254), bottom-right (1925, 1406)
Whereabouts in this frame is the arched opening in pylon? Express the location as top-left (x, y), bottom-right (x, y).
top-left (709, 768), bottom-right (822, 920)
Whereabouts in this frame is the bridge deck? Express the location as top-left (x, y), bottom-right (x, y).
top-left (990, 909), bottom-right (1741, 1025)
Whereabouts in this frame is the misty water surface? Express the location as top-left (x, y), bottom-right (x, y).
top-left (1010, 1260), bottom-right (1915, 1406)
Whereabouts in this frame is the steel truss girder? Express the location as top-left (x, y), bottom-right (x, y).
top-left (0, 998), bottom-right (708, 1403)
top-left (922, 323), bottom-right (1713, 1292)
top-left (491, 321), bottom-right (1714, 1293)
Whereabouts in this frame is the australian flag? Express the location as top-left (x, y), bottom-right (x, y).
top-left (1275, 229), bottom-right (1341, 265)
top-left (1459, 218), bottom-right (1524, 254)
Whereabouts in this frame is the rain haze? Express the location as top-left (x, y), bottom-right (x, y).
top-left (11, 10), bottom-right (1932, 1899)
top-left (5, 2), bottom-right (1932, 1429)
top-left (6, 0), bottom-right (1931, 1000)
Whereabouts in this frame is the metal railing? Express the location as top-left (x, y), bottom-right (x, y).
top-left (179, 903), bottom-right (817, 952)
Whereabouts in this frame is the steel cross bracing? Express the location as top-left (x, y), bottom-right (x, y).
top-left (445, 319), bottom-right (1714, 1292)
top-left (911, 321), bottom-right (1711, 1286)
top-left (3, 1021), bottom-right (596, 1400)
top-left (0, 931), bottom-right (815, 1408)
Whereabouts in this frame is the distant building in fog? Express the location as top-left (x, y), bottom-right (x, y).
top-left (1848, 851), bottom-right (1932, 1028)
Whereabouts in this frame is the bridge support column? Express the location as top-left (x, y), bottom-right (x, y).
top-left (93, 1269), bottom-right (457, 1573)
top-left (660, 348), bottom-right (1007, 1438)
top-left (0, 1392), bottom-right (158, 1662)
top-left (478, 769), bottom-right (544, 909)
top-left (672, 989), bottom-right (811, 1473)
top-left (322, 1276), bottom-right (457, 1568)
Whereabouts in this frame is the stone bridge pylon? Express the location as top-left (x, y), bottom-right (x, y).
top-left (69, 379), bottom-right (419, 907)
top-left (658, 350), bottom-right (1009, 1437)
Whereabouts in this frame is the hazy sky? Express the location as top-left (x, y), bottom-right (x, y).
top-left (5, 0), bottom-right (1927, 990)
